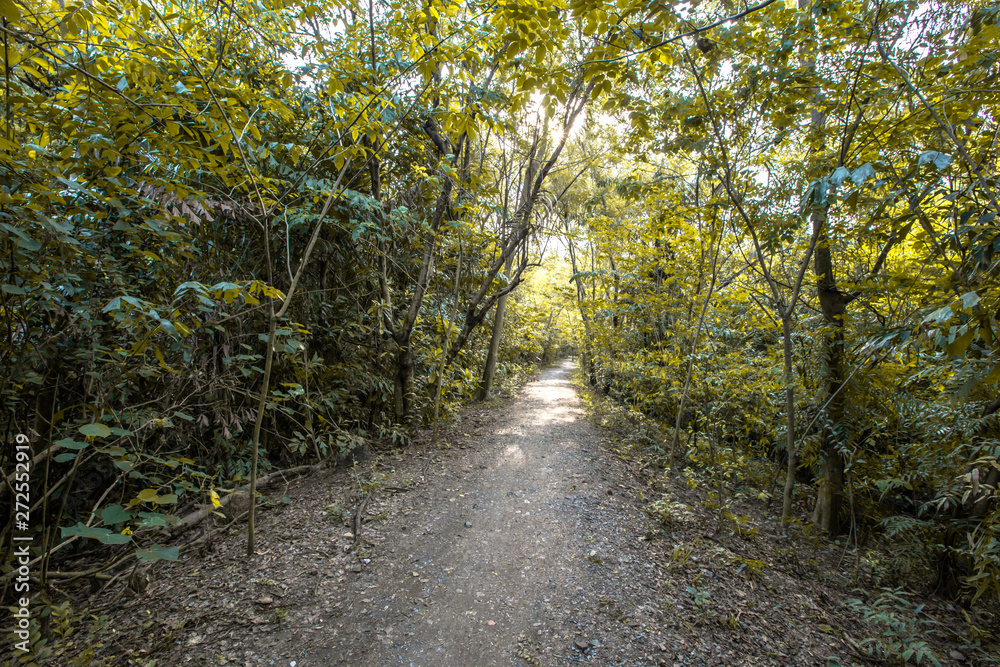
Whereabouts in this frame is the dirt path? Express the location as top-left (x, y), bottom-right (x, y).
top-left (315, 358), bottom-right (657, 666)
top-left (89, 359), bottom-right (676, 667)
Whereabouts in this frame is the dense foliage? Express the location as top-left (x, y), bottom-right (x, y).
top-left (0, 0), bottom-right (578, 630)
top-left (2, 0), bottom-right (999, 660)
top-left (563, 0), bottom-right (1000, 616)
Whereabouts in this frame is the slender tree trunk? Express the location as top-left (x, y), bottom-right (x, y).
top-left (687, 45), bottom-right (822, 530)
top-left (566, 233), bottom-right (596, 384)
top-left (812, 210), bottom-right (847, 534)
top-left (792, 0), bottom-right (846, 534)
top-left (247, 313), bottom-right (276, 554)
top-left (670, 213), bottom-right (721, 465)
top-left (481, 130), bottom-right (542, 399)
top-left (480, 251), bottom-right (513, 400)
top-left (393, 344), bottom-right (414, 425)
top-left (246, 162), bottom-right (351, 556)
top-left (780, 315), bottom-right (797, 522)
top-left (432, 243), bottom-right (463, 444)
top-left (479, 291), bottom-right (508, 399)
top-left (381, 177), bottom-right (449, 427)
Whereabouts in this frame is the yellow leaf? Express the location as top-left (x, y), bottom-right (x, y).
top-left (210, 489), bottom-right (221, 508)
top-left (260, 285), bottom-right (286, 300)
top-left (0, 0), bottom-right (22, 21)
top-left (984, 361), bottom-right (1000, 385)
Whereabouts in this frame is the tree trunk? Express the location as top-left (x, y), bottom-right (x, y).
top-left (479, 289), bottom-right (508, 400)
top-left (393, 344), bottom-right (414, 425)
top-left (380, 178), bottom-right (449, 428)
top-left (480, 251), bottom-right (514, 400)
top-left (566, 233), bottom-right (596, 384)
top-left (432, 243), bottom-right (463, 444)
top-left (669, 212), bottom-right (721, 465)
top-left (481, 130), bottom-right (542, 399)
top-left (780, 315), bottom-right (797, 523)
top-left (812, 210), bottom-right (847, 534)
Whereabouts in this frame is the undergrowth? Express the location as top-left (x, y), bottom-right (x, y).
top-left (571, 363), bottom-right (1000, 665)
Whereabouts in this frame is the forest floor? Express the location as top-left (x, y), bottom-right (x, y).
top-left (70, 359), bottom-right (989, 666)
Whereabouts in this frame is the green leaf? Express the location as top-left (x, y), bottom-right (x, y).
top-left (2, 284), bottom-right (26, 295)
top-left (136, 545), bottom-right (180, 562)
top-left (829, 166), bottom-right (850, 187)
top-left (918, 150), bottom-right (952, 170)
top-left (850, 163), bottom-right (875, 186)
top-left (56, 437), bottom-right (89, 450)
top-left (60, 522), bottom-right (132, 545)
top-left (54, 452), bottom-right (78, 463)
top-left (100, 505), bottom-right (132, 526)
top-left (960, 291), bottom-right (980, 309)
top-left (15, 236), bottom-right (41, 251)
top-left (923, 305), bottom-right (953, 324)
top-left (173, 281), bottom-right (209, 298)
top-left (137, 512), bottom-right (178, 527)
top-left (79, 423), bottom-right (112, 438)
